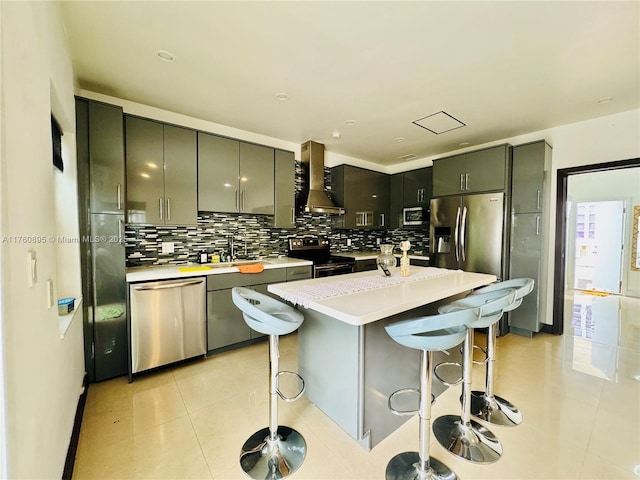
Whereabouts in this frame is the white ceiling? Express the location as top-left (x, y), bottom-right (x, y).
top-left (59, 1), bottom-right (639, 166)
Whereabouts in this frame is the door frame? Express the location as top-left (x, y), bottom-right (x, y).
top-left (551, 157), bottom-right (640, 335)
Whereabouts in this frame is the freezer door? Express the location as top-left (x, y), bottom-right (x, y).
top-left (430, 196), bottom-right (462, 269)
top-left (91, 213), bottom-right (127, 381)
top-left (461, 192), bottom-right (504, 277)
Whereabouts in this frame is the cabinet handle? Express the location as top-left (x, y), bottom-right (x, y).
top-left (465, 173), bottom-right (470, 191)
top-left (117, 184), bottom-right (122, 210)
top-left (118, 218), bottom-right (124, 245)
top-left (536, 215), bottom-right (541, 236)
top-left (235, 190), bottom-right (239, 210)
top-left (380, 213), bottom-right (385, 227)
top-left (291, 207), bottom-right (295, 225)
top-left (166, 198), bottom-right (171, 221)
top-left (460, 174), bottom-right (465, 191)
top-left (159, 197), bottom-right (163, 221)
top-left (536, 190), bottom-right (541, 210)
top-left (241, 191), bottom-right (245, 211)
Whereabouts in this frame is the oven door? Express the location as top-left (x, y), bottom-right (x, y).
top-left (313, 263), bottom-right (355, 278)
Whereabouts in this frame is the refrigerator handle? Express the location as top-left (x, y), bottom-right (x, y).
top-left (454, 207), bottom-right (461, 262)
top-left (460, 206), bottom-right (468, 262)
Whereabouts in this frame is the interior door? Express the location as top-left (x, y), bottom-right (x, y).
top-left (573, 201), bottom-right (625, 293)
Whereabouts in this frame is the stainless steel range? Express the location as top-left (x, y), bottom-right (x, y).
top-left (288, 237), bottom-right (356, 278)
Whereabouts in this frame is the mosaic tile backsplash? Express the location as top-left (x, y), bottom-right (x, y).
top-left (125, 164), bottom-right (430, 266)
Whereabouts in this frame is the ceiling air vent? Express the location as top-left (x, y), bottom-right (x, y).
top-left (397, 153), bottom-right (418, 161)
top-left (413, 111), bottom-right (465, 134)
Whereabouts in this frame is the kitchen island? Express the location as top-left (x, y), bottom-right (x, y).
top-left (268, 266), bottom-right (496, 450)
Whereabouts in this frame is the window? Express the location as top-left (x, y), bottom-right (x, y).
top-left (51, 115), bottom-right (63, 172)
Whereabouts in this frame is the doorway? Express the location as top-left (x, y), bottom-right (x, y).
top-left (570, 200), bottom-right (625, 293)
top-left (553, 158), bottom-right (640, 335)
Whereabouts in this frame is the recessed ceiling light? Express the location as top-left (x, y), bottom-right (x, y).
top-left (345, 120), bottom-right (357, 126)
top-left (332, 132), bottom-right (342, 139)
top-left (394, 137), bottom-right (405, 143)
top-left (275, 93), bottom-right (289, 101)
top-left (459, 142), bottom-right (470, 146)
top-left (597, 96), bottom-right (613, 104)
top-left (156, 50), bottom-right (175, 62)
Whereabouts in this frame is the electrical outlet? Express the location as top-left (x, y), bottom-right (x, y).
top-left (346, 239), bottom-right (352, 246)
top-left (161, 242), bottom-right (175, 254)
top-left (376, 238), bottom-right (381, 244)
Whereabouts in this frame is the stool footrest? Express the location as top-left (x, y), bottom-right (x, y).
top-left (473, 344), bottom-right (488, 365)
top-left (276, 370), bottom-right (305, 402)
top-left (433, 361), bottom-right (463, 387)
top-left (388, 388), bottom-right (421, 416)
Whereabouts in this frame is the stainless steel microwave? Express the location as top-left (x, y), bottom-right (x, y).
top-left (403, 206), bottom-right (429, 226)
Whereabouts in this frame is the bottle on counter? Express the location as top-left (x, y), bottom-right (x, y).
top-left (400, 241), bottom-right (411, 277)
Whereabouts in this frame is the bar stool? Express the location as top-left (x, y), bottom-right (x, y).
top-left (432, 288), bottom-right (516, 464)
top-left (469, 278), bottom-right (535, 427)
top-left (384, 308), bottom-right (481, 480)
top-left (231, 287), bottom-right (306, 479)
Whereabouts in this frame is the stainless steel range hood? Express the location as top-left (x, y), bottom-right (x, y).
top-left (301, 140), bottom-right (345, 215)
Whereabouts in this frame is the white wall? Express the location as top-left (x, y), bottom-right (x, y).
top-left (0, 2), bottom-right (85, 478)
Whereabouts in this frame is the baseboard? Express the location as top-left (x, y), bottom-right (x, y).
top-left (62, 374), bottom-right (89, 480)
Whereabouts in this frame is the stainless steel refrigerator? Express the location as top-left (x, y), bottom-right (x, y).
top-left (430, 192), bottom-right (507, 279)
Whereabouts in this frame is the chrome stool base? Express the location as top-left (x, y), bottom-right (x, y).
top-left (240, 426), bottom-right (306, 480)
top-left (386, 452), bottom-right (457, 480)
top-left (432, 415), bottom-right (502, 464)
top-left (471, 391), bottom-right (522, 426)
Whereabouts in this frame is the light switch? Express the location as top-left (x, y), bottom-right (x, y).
top-left (27, 250), bottom-right (37, 287)
top-left (346, 239), bottom-right (352, 246)
top-left (161, 242), bottom-right (175, 254)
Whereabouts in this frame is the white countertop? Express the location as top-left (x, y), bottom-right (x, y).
top-left (332, 251), bottom-right (430, 261)
top-left (268, 267), bottom-right (496, 326)
top-left (125, 257), bottom-right (312, 283)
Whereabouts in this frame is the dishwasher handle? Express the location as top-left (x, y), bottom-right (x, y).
top-left (132, 279), bottom-right (204, 291)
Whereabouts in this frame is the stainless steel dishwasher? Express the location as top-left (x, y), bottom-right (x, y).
top-left (129, 277), bottom-right (206, 376)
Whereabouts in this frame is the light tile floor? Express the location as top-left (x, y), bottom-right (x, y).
top-left (73, 291), bottom-right (640, 479)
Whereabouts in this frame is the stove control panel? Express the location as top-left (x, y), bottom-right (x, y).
top-left (289, 237), bottom-right (330, 250)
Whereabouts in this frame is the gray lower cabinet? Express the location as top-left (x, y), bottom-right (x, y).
top-left (198, 132), bottom-right (275, 215)
top-left (509, 213), bottom-right (542, 335)
top-left (432, 144), bottom-right (510, 197)
top-left (206, 266), bottom-right (311, 353)
top-left (125, 116), bottom-right (197, 225)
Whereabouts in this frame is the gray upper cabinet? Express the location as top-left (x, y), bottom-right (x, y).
top-left (241, 142), bottom-right (274, 215)
top-left (126, 116), bottom-right (197, 225)
top-left (198, 133), bottom-right (239, 212)
top-left (511, 140), bottom-right (551, 214)
top-left (389, 167), bottom-right (432, 229)
top-left (273, 149), bottom-right (295, 228)
top-left (402, 167), bottom-right (432, 207)
top-left (331, 165), bottom-right (390, 229)
top-left (87, 101), bottom-right (125, 214)
top-left (198, 132), bottom-right (274, 215)
top-left (432, 145), bottom-right (510, 196)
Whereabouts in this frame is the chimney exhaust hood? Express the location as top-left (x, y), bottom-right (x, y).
top-left (301, 140), bottom-right (345, 215)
